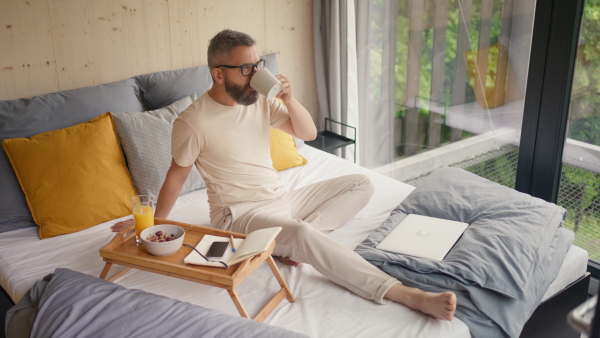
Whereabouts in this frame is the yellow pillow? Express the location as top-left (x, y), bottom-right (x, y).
top-left (270, 127), bottom-right (307, 171)
top-left (2, 113), bottom-right (137, 239)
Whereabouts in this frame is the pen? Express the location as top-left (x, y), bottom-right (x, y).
top-left (229, 234), bottom-right (236, 252)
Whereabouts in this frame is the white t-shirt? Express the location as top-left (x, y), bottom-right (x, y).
top-left (171, 92), bottom-right (290, 215)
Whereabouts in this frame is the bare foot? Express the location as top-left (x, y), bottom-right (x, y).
top-left (111, 218), bottom-right (134, 232)
top-left (409, 291), bottom-right (456, 321)
top-left (386, 285), bottom-right (456, 320)
top-left (276, 256), bottom-right (301, 267)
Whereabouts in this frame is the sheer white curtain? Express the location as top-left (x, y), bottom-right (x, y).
top-left (313, 0), bottom-right (397, 168)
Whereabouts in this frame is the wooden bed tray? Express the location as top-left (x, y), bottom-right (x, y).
top-left (98, 217), bottom-right (295, 322)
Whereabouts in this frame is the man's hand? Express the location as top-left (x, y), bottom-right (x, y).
top-left (275, 74), bottom-right (293, 104)
top-left (111, 218), bottom-right (134, 232)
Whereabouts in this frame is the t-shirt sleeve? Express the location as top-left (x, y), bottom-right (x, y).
top-left (171, 117), bottom-right (202, 167)
top-left (269, 98), bottom-right (290, 128)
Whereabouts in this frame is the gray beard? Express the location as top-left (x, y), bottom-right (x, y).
top-left (225, 81), bottom-right (259, 106)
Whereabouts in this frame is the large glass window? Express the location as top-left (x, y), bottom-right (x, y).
top-left (375, 0), bottom-right (535, 190)
top-left (373, 0), bottom-right (598, 267)
top-left (558, 0), bottom-right (600, 263)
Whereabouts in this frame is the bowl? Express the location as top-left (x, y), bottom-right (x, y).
top-left (140, 224), bottom-right (185, 256)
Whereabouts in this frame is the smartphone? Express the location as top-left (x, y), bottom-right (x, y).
top-left (206, 241), bottom-right (229, 258)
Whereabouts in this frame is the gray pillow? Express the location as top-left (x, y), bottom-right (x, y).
top-left (135, 53), bottom-right (281, 110)
top-left (262, 52), bottom-right (281, 75)
top-left (0, 79), bottom-right (143, 233)
top-left (370, 167), bottom-right (568, 301)
top-left (135, 65), bottom-right (212, 111)
top-left (112, 94), bottom-right (205, 198)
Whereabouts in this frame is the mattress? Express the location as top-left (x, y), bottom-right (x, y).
top-left (0, 146), bottom-right (588, 338)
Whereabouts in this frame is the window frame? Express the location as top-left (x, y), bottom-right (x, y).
top-left (517, 0), bottom-right (596, 279)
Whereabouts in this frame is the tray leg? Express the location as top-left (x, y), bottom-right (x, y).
top-left (227, 289), bottom-right (251, 319)
top-left (107, 267), bottom-right (132, 282)
top-left (99, 263), bottom-right (113, 279)
top-left (266, 256), bottom-right (295, 303)
top-left (253, 286), bottom-right (291, 322)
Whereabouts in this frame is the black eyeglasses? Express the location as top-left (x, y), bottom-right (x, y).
top-left (216, 59), bottom-right (265, 76)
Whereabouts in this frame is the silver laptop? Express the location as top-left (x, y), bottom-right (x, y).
top-left (376, 214), bottom-right (468, 261)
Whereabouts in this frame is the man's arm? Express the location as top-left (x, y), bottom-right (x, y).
top-left (111, 159), bottom-right (193, 232)
top-left (275, 74), bottom-right (317, 141)
top-left (155, 159), bottom-right (193, 218)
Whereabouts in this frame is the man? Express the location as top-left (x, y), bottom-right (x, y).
top-left (113, 29), bottom-right (456, 320)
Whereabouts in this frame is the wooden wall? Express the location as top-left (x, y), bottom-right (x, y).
top-left (0, 0), bottom-right (318, 120)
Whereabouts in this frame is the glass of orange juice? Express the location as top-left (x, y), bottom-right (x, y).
top-left (132, 195), bottom-right (154, 243)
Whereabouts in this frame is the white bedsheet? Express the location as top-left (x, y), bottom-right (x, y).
top-left (0, 146), bottom-right (588, 338)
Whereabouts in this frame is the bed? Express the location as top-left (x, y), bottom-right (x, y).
top-left (0, 53), bottom-right (591, 337)
top-left (0, 144), bottom-right (590, 338)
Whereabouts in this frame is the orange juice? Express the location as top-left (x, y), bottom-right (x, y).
top-left (134, 206), bottom-right (154, 237)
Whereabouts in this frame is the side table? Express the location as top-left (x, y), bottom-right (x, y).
top-left (306, 118), bottom-right (356, 162)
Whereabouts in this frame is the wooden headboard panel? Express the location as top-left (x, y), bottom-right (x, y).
top-left (0, 0), bottom-right (318, 120)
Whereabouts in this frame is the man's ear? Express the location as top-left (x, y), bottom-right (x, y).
top-left (211, 68), bottom-right (225, 84)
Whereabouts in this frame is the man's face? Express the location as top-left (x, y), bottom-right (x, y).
top-left (221, 46), bottom-right (260, 106)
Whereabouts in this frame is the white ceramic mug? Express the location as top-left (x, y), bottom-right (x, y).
top-left (250, 68), bottom-right (282, 99)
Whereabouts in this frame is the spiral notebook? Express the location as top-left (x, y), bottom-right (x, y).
top-left (376, 214), bottom-right (468, 261)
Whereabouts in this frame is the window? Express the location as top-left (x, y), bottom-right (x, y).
top-left (376, 0), bottom-right (533, 191)
top-left (374, 0), bottom-right (598, 273)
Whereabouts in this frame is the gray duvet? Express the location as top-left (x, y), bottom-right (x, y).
top-left (355, 167), bottom-right (574, 338)
top-left (6, 268), bottom-right (306, 338)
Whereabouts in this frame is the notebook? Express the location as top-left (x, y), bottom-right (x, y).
top-left (376, 214), bottom-right (468, 261)
top-left (184, 227), bottom-right (282, 268)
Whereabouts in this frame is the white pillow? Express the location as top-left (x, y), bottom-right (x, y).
top-left (112, 94), bottom-right (205, 198)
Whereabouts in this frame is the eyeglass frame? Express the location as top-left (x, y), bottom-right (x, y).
top-left (215, 59), bottom-right (266, 77)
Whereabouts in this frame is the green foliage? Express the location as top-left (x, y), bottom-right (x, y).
top-left (569, 0), bottom-right (600, 145)
top-left (395, 0), bottom-right (505, 108)
top-left (560, 164), bottom-right (600, 261)
top-left (569, 116), bottom-right (600, 145)
top-left (393, 0), bottom-right (600, 149)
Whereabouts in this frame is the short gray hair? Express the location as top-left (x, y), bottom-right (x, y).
top-left (207, 30), bottom-right (256, 69)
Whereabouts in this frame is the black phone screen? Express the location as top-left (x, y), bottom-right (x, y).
top-left (206, 241), bottom-right (229, 258)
